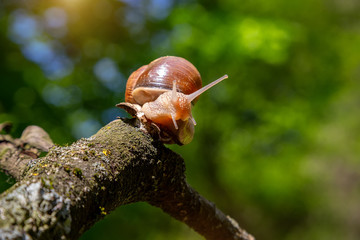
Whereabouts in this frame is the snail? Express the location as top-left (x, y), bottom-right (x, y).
top-left (117, 56), bottom-right (227, 145)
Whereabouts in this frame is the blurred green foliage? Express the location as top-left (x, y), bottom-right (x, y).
top-left (1, 0), bottom-right (360, 239)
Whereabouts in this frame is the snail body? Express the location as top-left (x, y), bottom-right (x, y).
top-left (118, 56), bottom-right (227, 145)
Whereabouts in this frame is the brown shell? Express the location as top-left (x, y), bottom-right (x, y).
top-left (125, 65), bottom-right (147, 104)
top-left (125, 56), bottom-right (202, 106)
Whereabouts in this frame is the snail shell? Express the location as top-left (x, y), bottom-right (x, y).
top-left (125, 56), bottom-right (202, 106)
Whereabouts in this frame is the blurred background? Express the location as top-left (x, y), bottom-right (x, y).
top-left (1, 0), bottom-right (360, 239)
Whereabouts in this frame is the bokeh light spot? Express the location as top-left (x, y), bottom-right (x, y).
top-left (44, 7), bottom-right (67, 28)
top-left (22, 40), bottom-right (55, 65)
top-left (9, 10), bottom-right (41, 44)
top-left (42, 84), bottom-right (81, 107)
top-left (68, 110), bottom-right (102, 138)
top-left (43, 55), bottom-right (74, 80)
top-left (44, 7), bottom-right (68, 38)
top-left (147, 0), bottom-right (174, 20)
top-left (72, 118), bottom-right (101, 138)
top-left (93, 58), bottom-right (125, 92)
top-left (237, 18), bottom-right (293, 64)
top-left (102, 107), bottom-right (124, 124)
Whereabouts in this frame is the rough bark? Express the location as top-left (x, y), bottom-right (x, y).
top-left (0, 119), bottom-right (255, 240)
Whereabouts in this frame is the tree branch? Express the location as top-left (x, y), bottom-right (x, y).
top-left (0, 124), bottom-right (53, 181)
top-left (0, 119), bottom-right (254, 240)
